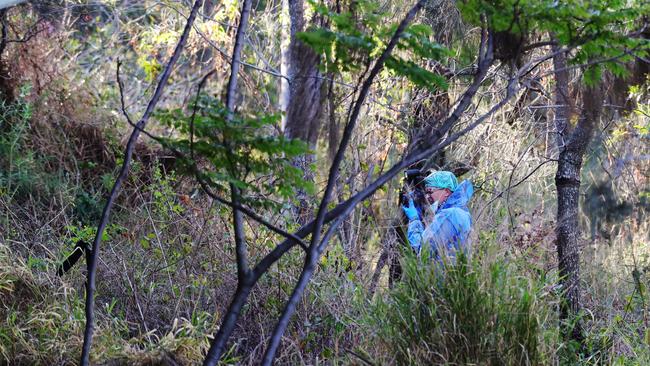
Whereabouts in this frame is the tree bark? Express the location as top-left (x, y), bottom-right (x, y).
top-left (555, 148), bottom-right (585, 342)
top-left (202, 281), bottom-right (252, 366)
top-left (283, 0), bottom-right (324, 146)
top-left (279, 0), bottom-right (291, 130)
top-left (551, 42), bottom-right (573, 153)
top-left (0, 8), bottom-right (11, 102)
top-left (553, 48), bottom-right (604, 342)
top-left (281, 0), bottom-right (326, 223)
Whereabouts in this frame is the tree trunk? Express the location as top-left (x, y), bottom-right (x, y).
top-left (551, 42), bottom-right (573, 153)
top-left (369, 218), bottom-right (407, 294)
top-left (552, 45), bottom-right (579, 341)
top-left (553, 49), bottom-right (604, 342)
top-left (555, 147), bottom-right (585, 342)
top-left (279, 0), bottom-right (291, 130)
top-left (327, 75), bottom-right (339, 163)
top-left (283, 0), bottom-right (324, 146)
top-left (197, 0), bottom-right (218, 63)
top-left (281, 0), bottom-right (325, 223)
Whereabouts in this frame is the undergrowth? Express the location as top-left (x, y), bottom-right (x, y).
top-left (362, 246), bottom-right (556, 365)
top-left (0, 241), bottom-right (219, 366)
top-left (360, 240), bottom-right (650, 366)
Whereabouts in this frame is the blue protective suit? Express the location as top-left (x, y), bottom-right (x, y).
top-left (406, 180), bottom-right (474, 258)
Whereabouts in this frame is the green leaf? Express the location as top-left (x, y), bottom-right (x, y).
top-left (385, 57), bottom-right (448, 91)
top-left (156, 94), bottom-right (315, 211)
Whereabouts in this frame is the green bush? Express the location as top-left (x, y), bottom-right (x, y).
top-left (0, 87), bottom-right (67, 203)
top-left (365, 248), bottom-right (554, 365)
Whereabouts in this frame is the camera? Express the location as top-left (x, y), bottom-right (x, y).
top-left (399, 168), bottom-right (430, 215)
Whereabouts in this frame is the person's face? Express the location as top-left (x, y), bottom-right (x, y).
top-left (425, 187), bottom-right (451, 205)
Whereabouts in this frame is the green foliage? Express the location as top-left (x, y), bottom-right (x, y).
top-left (73, 190), bottom-right (104, 225)
top-left (630, 81), bottom-right (650, 134)
top-left (297, 0), bottom-right (449, 91)
top-left (0, 88), bottom-right (32, 194)
top-left (0, 85), bottom-right (66, 202)
top-left (148, 166), bottom-right (185, 219)
top-left (365, 248), bottom-right (553, 365)
top-left (66, 223), bottom-right (109, 244)
top-left (137, 54), bottom-right (162, 83)
top-left (156, 94), bottom-right (314, 210)
top-left (458, 0), bottom-right (649, 84)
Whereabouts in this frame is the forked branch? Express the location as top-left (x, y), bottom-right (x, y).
top-left (116, 66), bottom-right (309, 251)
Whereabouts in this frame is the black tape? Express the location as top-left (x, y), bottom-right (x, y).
top-left (56, 241), bottom-right (87, 276)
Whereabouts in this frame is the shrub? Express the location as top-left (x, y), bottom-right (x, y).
top-left (365, 248), bottom-right (554, 365)
top-left (0, 86), bottom-right (69, 204)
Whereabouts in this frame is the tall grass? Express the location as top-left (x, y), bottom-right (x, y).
top-left (363, 245), bottom-right (558, 365)
top-left (360, 234), bottom-right (650, 366)
top-left (0, 241), bottom-right (216, 365)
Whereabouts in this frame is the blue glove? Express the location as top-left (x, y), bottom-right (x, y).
top-left (402, 198), bottom-right (419, 221)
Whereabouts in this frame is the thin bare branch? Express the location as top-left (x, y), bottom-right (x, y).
top-left (195, 176), bottom-right (309, 251)
top-left (79, 1), bottom-right (204, 364)
top-left (476, 158), bottom-right (556, 220)
top-left (523, 40), bottom-right (557, 51)
top-left (116, 60), bottom-right (134, 125)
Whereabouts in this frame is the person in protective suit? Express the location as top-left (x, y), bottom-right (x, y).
top-left (401, 171), bottom-right (473, 260)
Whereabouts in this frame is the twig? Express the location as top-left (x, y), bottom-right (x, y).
top-left (523, 40), bottom-right (557, 51)
top-left (195, 176), bottom-right (309, 251)
top-left (4, 17), bottom-right (46, 45)
top-left (193, 24), bottom-right (357, 88)
top-left (120, 255), bottom-right (149, 336)
top-left (539, 47), bottom-right (644, 80)
top-left (188, 70), bottom-right (216, 163)
top-left (345, 348), bottom-right (376, 366)
top-left (116, 60), bottom-right (134, 125)
top-left (476, 159), bottom-right (556, 220)
top-left (157, 1), bottom-right (289, 82)
top-left (506, 136), bottom-right (541, 231)
top-left (79, 1), bottom-right (204, 364)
